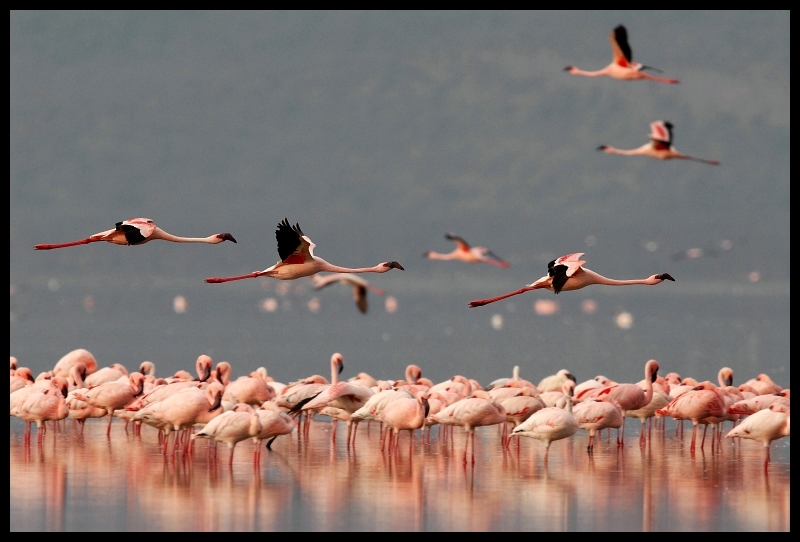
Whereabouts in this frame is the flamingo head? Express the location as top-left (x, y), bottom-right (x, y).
top-left (382, 261), bottom-right (404, 271)
top-left (216, 233), bottom-right (237, 243)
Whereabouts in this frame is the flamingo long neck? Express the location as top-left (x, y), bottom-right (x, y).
top-left (152, 231), bottom-right (220, 244)
top-left (570, 67), bottom-right (611, 77)
top-left (318, 260), bottom-right (388, 274)
top-left (426, 251), bottom-right (458, 261)
top-left (579, 268), bottom-right (657, 287)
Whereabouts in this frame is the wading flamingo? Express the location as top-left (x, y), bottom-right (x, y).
top-left (598, 121), bottom-right (719, 165)
top-left (509, 395), bottom-right (578, 463)
top-left (312, 273), bottom-right (386, 314)
top-left (469, 253), bottom-right (674, 307)
top-left (595, 359), bottom-right (660, 445)
top-left (34, 218), bottom-right (236, 250)
top-left (429, 390), bottom-right (507, 464)
top-left (656, 382), bottom-right (726, 452)
top-left (71, 372), bottom-right (145, 437)
top-left (205, 218), bottom-right (404, 283)
top-left (572, 395), bottom-right (624, 452)
top-left (424, 233), bottom-right (509, 268)
top-left (564, 25), bottom-right (679, 84)
top-left (379, 391), bottom-right (430, 455)
top-left (725, 403), bottom-right (790, 471)
top-left (192, 407), bottom-right (262, 466)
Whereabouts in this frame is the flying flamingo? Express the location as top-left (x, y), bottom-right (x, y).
top-left (424, 233), bottom-right (509, 268)
top-left (598, 121), bottom-right (719, 165)
top-left (469, 253), bottom-right (674, 307)
top-left (205, 218), bottom-right (404, 283)
top-left (312, 273), bottom-right (387, 314)
top-left (34, 218), bottom-right (236, 250)
top-left (564, 25), bottom-right (679, 84)
top-left (509, 395), bottom-right (578, 463)
top-left (725, 403), bottom-right (790, 472)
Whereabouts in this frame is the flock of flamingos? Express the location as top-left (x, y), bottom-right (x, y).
top-left (12, 26), bottom-right (788, 470)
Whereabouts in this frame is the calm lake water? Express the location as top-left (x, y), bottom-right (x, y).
top-left (10, 413), bottom-right (790, 532)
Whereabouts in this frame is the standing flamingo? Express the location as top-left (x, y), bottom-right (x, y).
top-left (424, 233), bottom-right (509, 268)
top-left (572, 395), bottom-right (624, 452)
top-left (71, 372), bottom-right (145, 437)
top-left (429, 390), bottom-right (507, 464)
top-left (656, 383), bottom-right (726, 452)
top-left (52, 348), bottom-right (98, 379)
top-left (509, 396), bottom-right (578, 463)
top-left (312, 273), bottom-right (387, 314)
top-left (725, 403), bottom-right (790, 471)
top-left (15, 379), bottom-right (70, 443)
top-left (192, 407), bottom-right (262, 466)
top-left (469, 253), bottom-right (674, 307)
top-left (598, 121), bottom-right (719, 165)
top-left (564, 25), bottom-right (679, 84)
top-left (595, 359), bottom-right (660, 446)
top-left (205, 218), bottom-right (404, 283)
top-left (34, 218), bottom-right (236, 250)
top-left (379, 391), bottom-right (430, 455)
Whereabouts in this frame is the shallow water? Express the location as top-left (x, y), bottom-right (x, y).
top-left (10, 415), bottom-right (790, 532)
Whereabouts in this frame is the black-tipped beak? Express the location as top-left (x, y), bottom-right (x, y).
top-left (659, 273), bottom-right (675, 281)
top-left (597, 145), bottom-right (607, 151)
top-left (563, 66), bottom-right (573, 71)
top-left (387, 261), bottom-right (404, 270)
top-left (221, 233), bottom-right (237, 243)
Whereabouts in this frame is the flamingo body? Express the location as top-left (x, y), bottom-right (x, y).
top-left (312, 273), bottom-right (386, 314)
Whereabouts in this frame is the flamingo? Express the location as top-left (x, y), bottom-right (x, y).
top-left (222, 371), bottom-right (276, 407)
top-left (84, 363), bottom-right (129, 387)
top-left (509, 395), bottom-right (578, 463)
top-left (15, 379), bottom-right (70, 443)
top-left (572, 395), bottom-right (624, 452)
top-left (192, 407), bottom-right (262, 466)
top-left (564, 25), bottom-right (679, 84)
top-left (595, 359), bottom-right (660, 446)
top-left (71, 372), bottom-right (146, 437)
top-left (498, 387), bottom-right (547, 447)
top-left (10, 367), bottom-right (34, 394)
top-left (537, 369), bottom-right (577, 393)
top-left (205, 218), bottom-right (404, 283)
top-left (251, 402), bottom-right (297, 461)
top-left (298, 373), bottom-right (375, 448)
top-left (312, 273), bottom-right (386, 314)
top-left (725, 403), bottom-right (790, 471)
top-left (598, 121), bottom-right (719, 165)
top-left (469, 253), bottom-right (674, 307)
top-left (52, 348), bottom-right (98, 379)
top-left (34, 218), bottom-right (236, 250)
top-left (424, 233), bottom-right (509, 268)
top-left (379, 391), bottom-right (430, 455)
top-left (656, 382), bottom-right (726, 452)
top-left (429, 389), bottom-right (507, 464)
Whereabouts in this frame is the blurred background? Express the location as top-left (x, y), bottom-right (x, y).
top-left (10, 11), bottom-right (789, 388)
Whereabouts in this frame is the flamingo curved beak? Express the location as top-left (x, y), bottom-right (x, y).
top-left (220, 233), bottom-right (237, 243)
top-left (386, 261), bottom-right (404, 270)
top-left (658, 273), bottom-right (675, 281)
